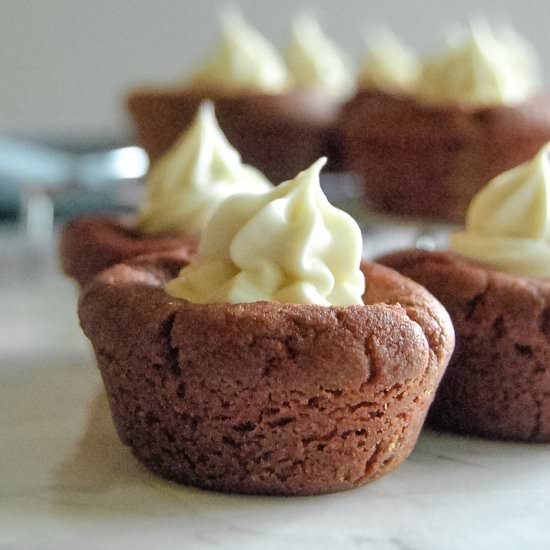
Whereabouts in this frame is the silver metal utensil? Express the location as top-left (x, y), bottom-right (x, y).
top-left (0, 138), bottom-right (149, 241)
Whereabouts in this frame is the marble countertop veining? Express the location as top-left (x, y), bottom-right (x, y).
top-left (1, 228), bottom-right (549, 550)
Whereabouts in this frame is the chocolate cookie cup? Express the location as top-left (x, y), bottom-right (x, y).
top-left (127, 88), bottom-right (342, 183)
top-left (60, 215), bottom-right (197, 287)
top-left (60, 101), bottom-right (269, 288)
top-left (79, 254), bottom-right (454, 496)
top-left (341, 91), bottom-right (550, 223)
top-left (378, 249), bottom-right (550, 442)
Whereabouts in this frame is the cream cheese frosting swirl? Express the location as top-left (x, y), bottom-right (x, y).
top-left (449, 143), bottom-right (550, 278)
top-left (166, 158), bottom-right (365, 305)
top-left (285, 14), bottom-right (355, 100)
top-left (358, 27), bottom-right (419, 94)
top-left (419, 21), bottom-right (541, 105)
top-left (189, 11), bottom-right (290, 93)
top-left (138, 101), bottom-right (272, 236)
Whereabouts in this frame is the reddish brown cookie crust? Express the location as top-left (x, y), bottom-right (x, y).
top-left (341, 90), bottom-right (550, 223)
top-left (59, 214), bottom-right (197, 287)
top-left (378, 248), bottom-right (550, 442)
top-left (78, 256), bottom-right (453, 495)
top-left (127, 87), bottom-right (343, 183)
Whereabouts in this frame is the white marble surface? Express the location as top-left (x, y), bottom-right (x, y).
top-left (1, 228), bottom-right (549, 550)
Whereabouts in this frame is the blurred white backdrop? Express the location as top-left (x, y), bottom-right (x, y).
top-left (1, 0), bottom-right (548, 138)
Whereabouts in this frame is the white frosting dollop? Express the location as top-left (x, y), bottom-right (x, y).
top-left (138, 101), bottom-right (272, 236)
top-left (189, 11), bottom-right (290, 93)
top-left (285, 13), bottom-right (355, 100)
top-left (358, 27), bottom-right (419, 94)
top-left (166, 158), bottom-right (365, 305)
top-left (419, 21), bottom-right (542, 105)
top-left (450, 143), bottom-right (550, 278)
